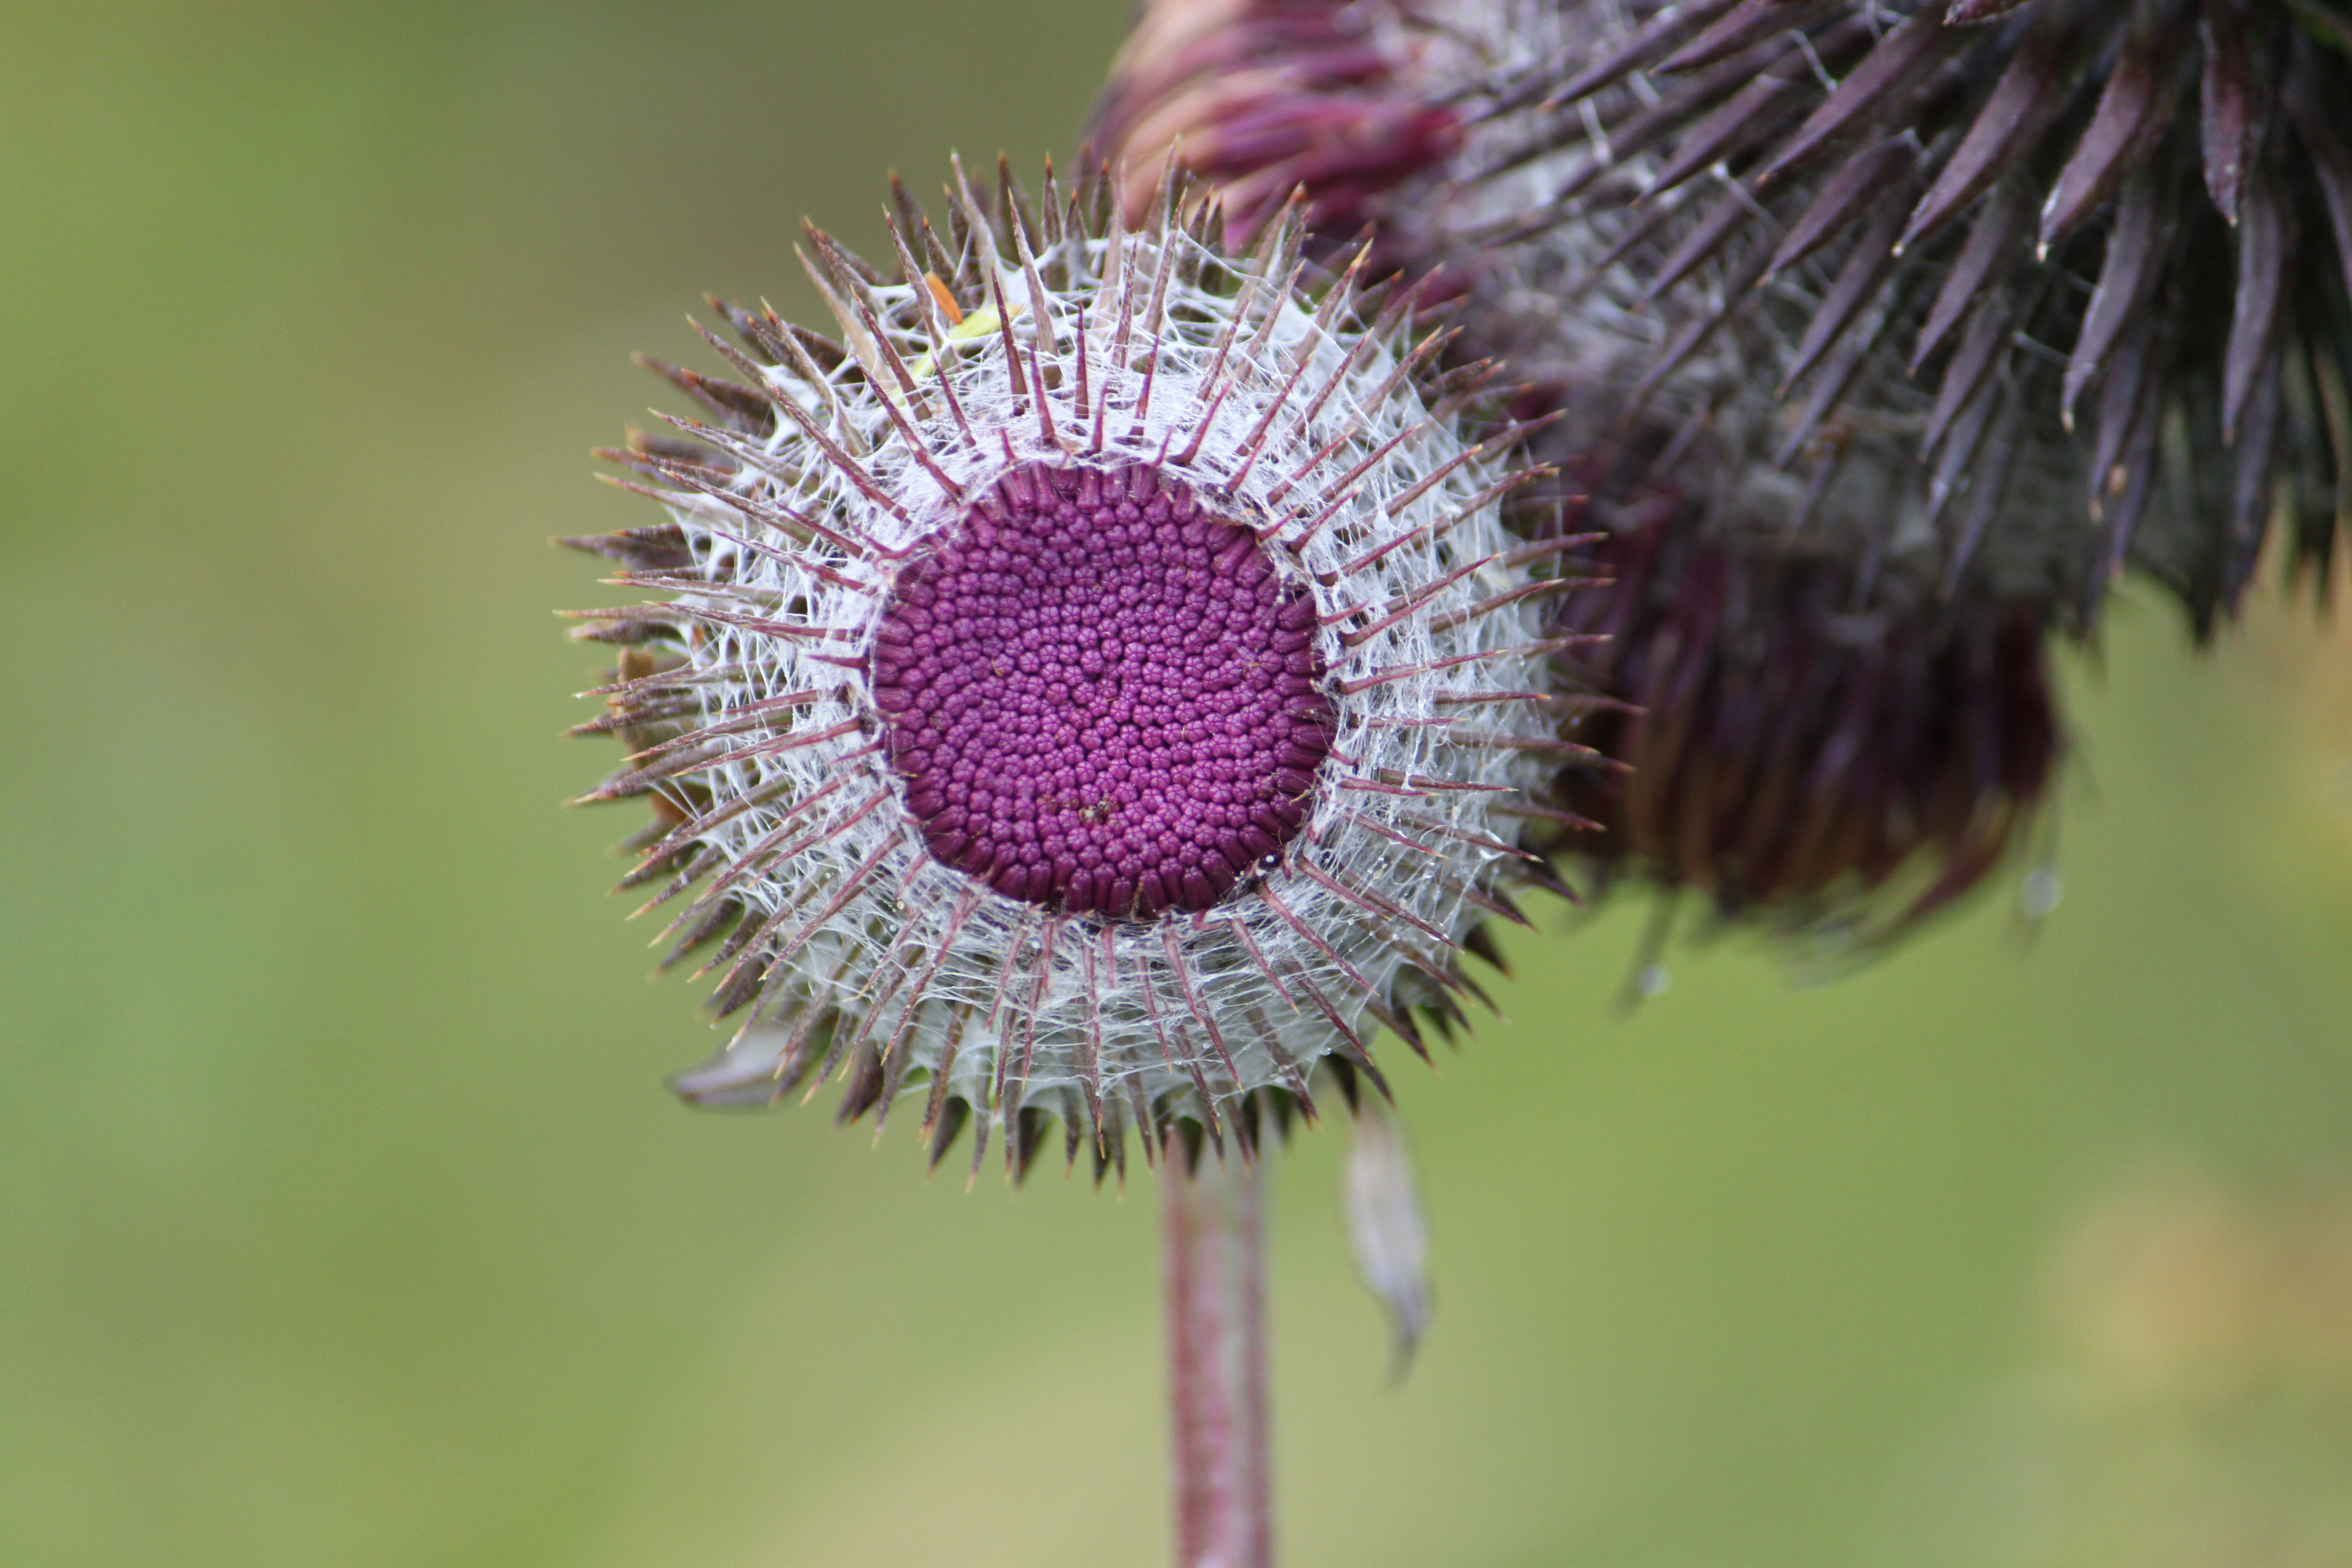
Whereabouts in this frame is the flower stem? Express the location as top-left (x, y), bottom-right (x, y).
top-left (1161, 1134), bottom-right (1273, 1568)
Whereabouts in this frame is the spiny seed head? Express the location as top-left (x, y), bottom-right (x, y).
top-left (562, 160), bottom-right (1583, 1176)
top-left (1097, 0), bottom-right (2352, 944)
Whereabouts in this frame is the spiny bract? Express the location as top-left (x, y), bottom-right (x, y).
top-left (562, 160), bottom-right (1587, 1177)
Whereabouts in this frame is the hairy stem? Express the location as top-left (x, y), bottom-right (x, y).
top-left (1162, 1135), bottom-right (1273, 1568)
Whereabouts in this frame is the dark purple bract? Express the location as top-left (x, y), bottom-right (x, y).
top-left (869, 461), bottom-right (1331, 918)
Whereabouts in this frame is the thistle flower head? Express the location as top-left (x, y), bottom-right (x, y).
top-left (564, 160), bottom-right (1580, 1175)
top-left (1096, 0), bottom-right (2352, 947)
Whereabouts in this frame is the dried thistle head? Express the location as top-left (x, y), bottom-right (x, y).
top-left (1096, 0), bottom-right (2352, 946)
top-left (561, 160), bottom-right (1585, 1176)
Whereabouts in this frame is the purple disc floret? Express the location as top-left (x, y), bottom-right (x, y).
top-left (871, 460), bottom-right (1332, 919)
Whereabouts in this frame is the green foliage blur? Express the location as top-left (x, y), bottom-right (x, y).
top-left (2, 4), bottom-right (2349, 1564)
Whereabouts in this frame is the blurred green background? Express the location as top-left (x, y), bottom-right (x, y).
top-left (3, 3), bottom-right (2350, 1565)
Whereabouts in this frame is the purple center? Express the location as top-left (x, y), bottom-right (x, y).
top-left (869, 461), bottom-right (1331, 918)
